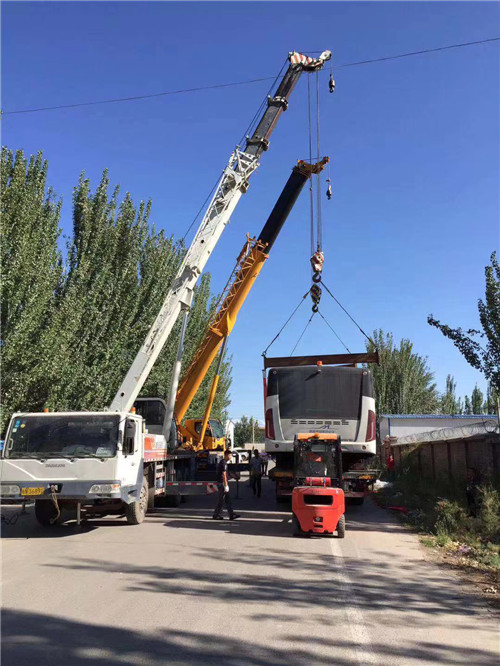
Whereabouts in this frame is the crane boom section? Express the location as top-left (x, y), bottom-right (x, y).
top-left (109, 51), bottom-right (331, 413)
top-left (175, 158), bottom-right (328, 424)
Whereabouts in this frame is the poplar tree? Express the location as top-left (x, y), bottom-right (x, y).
top-left (471, 385), bottom-right (484, 415)
top-left (366, 330), bottom-right (439, 414)
top-left (1, 149), bottom-right (62, 429)
top-left (428, 252), bottom-right (500, 394)
top-left (1, 149), bottom-right (232, 430)
top-left (440, 375), bottom-right (460, 414)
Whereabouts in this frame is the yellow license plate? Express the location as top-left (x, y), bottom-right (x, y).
top-left (21, 487), bottom-right (45, 496)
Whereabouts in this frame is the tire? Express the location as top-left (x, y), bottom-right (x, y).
top-left (336, 513), bottom-right (346, 539)
top-left (292, 514), bottom-right (302, 536)
top-left (147, 475), bottom-right (155, 510)
top-left (35, 500), bottom-right (61, 527)
top-left (125, 477), bottom-right (148, 525)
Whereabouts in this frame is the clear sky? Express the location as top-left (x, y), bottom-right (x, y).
top-left (3, 1), bottom-right (499, 422)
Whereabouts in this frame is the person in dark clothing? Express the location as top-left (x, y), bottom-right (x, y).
top-left (466, 467), bottom-right (482, 518)
top-left (249, 449), bottom-right (262, 498)
top-left (213, 449), bottom-right (240, 520)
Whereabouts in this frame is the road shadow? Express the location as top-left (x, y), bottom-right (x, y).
top-left (2, 608), bottom-right (497, 666)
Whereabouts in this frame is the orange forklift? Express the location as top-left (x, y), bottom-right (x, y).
top-left (291, 433), bottom-right (345, 538)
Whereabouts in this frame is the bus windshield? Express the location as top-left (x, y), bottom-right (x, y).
top-left (5, 414), bottom-right (121, 459)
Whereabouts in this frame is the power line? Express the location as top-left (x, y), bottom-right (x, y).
top-left (2, 76), bottom-right (276, 116)
top-left (2, 36), bottom-right (498, 117)
top-left (336, 36), bottom-right (500, 68)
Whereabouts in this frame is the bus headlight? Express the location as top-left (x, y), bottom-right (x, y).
top-left (2, 485), bottom-right (21, 496)
top-left (89, 483), bottom-right (121, 494)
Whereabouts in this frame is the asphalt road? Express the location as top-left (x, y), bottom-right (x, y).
top-left (1, 475), bottom-right (499, 666)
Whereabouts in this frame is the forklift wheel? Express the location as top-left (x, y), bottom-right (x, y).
top-left (336, 513), bottom-right (346, 539)
top-left (292, 514), bottom-right (302, 537)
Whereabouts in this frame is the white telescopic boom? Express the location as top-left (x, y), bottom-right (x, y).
top-left (109, 50), bottom-right (331, 414)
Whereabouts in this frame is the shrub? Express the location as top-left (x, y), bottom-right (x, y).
top-left (434, 499), bottom-right (468, 538)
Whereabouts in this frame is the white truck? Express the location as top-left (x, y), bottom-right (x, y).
top-left (0, 50), bottom-right (332, 526)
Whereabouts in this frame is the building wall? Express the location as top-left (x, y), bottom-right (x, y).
top-left (379, 415), bottom-right (497, 442)
top-left (390, 434), bottom-right (500, 482)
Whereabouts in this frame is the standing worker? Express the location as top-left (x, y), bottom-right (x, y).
top-left (250, 449), bottom-right (263, 498)
top-left (260, 450), bottom-right (269, 476)
top-left (213, 449), bottom-right (240, 520)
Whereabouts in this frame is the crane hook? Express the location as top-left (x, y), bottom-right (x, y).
top-left (326, 179), bottom-right (332, 200)
top-left (329, 74), bottom-right (335, 93)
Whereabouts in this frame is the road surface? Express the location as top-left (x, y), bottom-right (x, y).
top-left (1, 476), bottom-right (498, 665)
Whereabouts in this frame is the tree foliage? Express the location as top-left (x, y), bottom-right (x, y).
top-left (366, 330), bottom-right (439, 414)
top-left (234, 416), bottom-right (264, 447)
top-left (1, 148), bottom-right (231, 431)
top-left (428, 252), bottom-right (500, 394)
top-left (440, 375), bottom-right (460, 415)
top-left (471, 385), bottom-right (484, 415)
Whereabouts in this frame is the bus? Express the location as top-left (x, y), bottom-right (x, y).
top-left (263, 354), bottom-right (378, 502)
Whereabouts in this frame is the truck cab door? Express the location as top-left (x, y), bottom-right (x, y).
top-left (117, 418), bottom-right (143, 493)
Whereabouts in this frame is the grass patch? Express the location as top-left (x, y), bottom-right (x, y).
top-left (377, 458), bottom-right (500, 579)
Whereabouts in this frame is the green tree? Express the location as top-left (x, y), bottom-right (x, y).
top-left (440, 375), bottom-right (460, 415)
top-left (1, 149), bottom-right (232, 429)
top-left (366, 330), bottom-right (439, 414)
top-left (484, 382), bottom-right (499, 415)
top-left (464, 395), bottom-right (473, 415)
top-left (234, 416), bottom-right (264, 446)
top-left (428, 252), bottom-right (500, 395)
top-left (471, 385), bottom-right (484, 415)
top-left (1, 148), bottom-right (62, 430)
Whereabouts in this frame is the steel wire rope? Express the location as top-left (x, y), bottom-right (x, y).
top-left (262, 289), bottom-right (311, 357)
top-left (317, 308), bottom-right (351, 353)
top-left (3, 37), bottom-right (499, 116)
top-left (290, 312), bottom-right (316, 355)
top-left (184, 60), bottom-right (287, 244)
top-left (307, 75), bottom-right (315, 256)
top-left (315, 70), bottom-right (322, 252)
top-left (238, 59), bottom-right (287, 147)
top-left (321, 280), bottom-right (376, 347)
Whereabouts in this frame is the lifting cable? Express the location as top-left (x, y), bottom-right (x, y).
top-left (291, 312), bottom-right (316, 355)
top-left (317, 309), bottom-right (351, 353)
top-left (321, 280), bottom-right (376, 347)
top-left (262, 289), bottom-right (311, 357)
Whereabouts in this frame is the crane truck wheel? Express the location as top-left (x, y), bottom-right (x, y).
top-left (336, 514), bottom-right (346, 539)
top-left (35, 499), bottom-right (61, 527)
top-left (125, 477), bottom-right (148, 525)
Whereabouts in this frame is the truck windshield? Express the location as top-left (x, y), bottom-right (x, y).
top-left (209, 420), bottom-right (224, 439)
top-left (5, 415), bottom-right (120, 459)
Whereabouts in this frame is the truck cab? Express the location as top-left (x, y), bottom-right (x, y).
top-left (0, 410), bottom-right (145, 525)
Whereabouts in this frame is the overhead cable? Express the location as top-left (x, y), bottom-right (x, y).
top-left (3, 37), bottom-right (498, 116)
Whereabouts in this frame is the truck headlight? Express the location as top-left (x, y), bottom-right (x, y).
top-left (2, 485), bottom-right (21, 496)
top-left (89, 483), bottom-right (121, 494)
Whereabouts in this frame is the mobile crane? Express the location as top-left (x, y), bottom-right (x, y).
top-left (136, 157), bottom-right (328, 480)
top-left (0, 50), bottom-right (331, 526)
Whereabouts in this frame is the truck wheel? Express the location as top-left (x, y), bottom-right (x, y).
top-left (336, 514), bottom-right (346, 539)
top-left (147, 483), bottom-right (155, 510)
top-left (125, 477), bottom-right (148, 525)
top-left (292, 514), bottom-right (302, 536)
top-left (35, 500), bottom-right (60, 527)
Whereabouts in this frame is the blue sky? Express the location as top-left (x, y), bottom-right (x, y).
top-left (3, 1), bottom-right (499, 421)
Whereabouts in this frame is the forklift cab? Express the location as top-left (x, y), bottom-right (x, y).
top-left (293, 433), bottom-right (343, 487)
